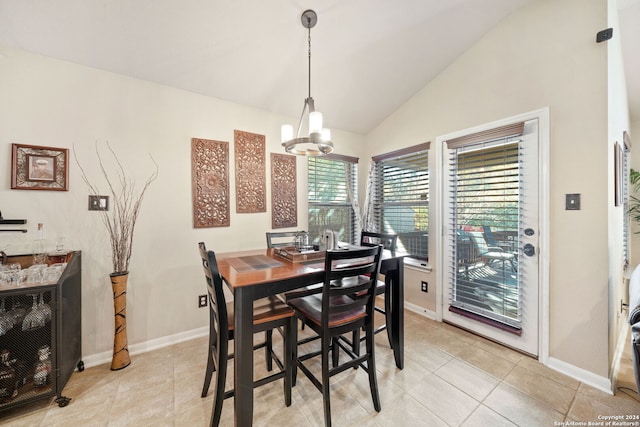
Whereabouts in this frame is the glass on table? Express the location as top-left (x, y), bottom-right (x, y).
top-left (0, 263), bottom-right (23, 287)
top-left (41, 264), bottom-right (64, 284)
top-left (25, 264), bottom-right (45, 285)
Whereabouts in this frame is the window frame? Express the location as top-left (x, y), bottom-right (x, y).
top-left (307, 153), bottom-right (358, 244)
top-left (371, 142), bottom-right (430, 260)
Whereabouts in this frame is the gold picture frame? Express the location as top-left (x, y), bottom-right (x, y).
top-left (11, 143), bottom-right (69, 191)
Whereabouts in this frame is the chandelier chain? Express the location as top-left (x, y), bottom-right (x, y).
top-left (307, 17), bottom-right (312, 102)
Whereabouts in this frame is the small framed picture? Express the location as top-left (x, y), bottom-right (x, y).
top-left (11, 143), bottom-right (69, 191)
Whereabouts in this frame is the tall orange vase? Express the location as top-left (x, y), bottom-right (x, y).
top-left (110, 272), bottom-right (131, 370)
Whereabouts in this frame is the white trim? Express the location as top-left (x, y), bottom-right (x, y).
top-left (405, 301), bottom-right (439, 320)
top-left (404, 257), bottom-right (432, 272)
top-left (610, 321), bottom-right (631, 393)
top-left (435, 107), bottom-right (550, 357)
top-left (434, 134), bottom-right (445, 322)
top-left (546, 356), bottom-right (613, 395)
top-left (538, 107), bottom-right (551, 365)
top-left (80, 326), bottom-right (208, 369)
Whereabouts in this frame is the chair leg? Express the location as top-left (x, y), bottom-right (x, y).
top-left (284, 317), bottom-right (293, 406)
top-left (266, 330), bottom-right (273, 371)
top-left (202, 331), bottom-right (217, 398)
top-left (352, 329), bottom-right (361, 357)
top-left (331, 338), bottom-right (339, 367)
top-left (384, 278), bottom-right (393, 347)
top-left (210, 338), bottom-right (228, 427)
top-left (321, 335), bottom-right (332, 427)
top-left (292, 318), bottom-right (299, 386)
top-left (365, 321), bottom-right (381, 412)
top-left (201, 350), bottom-right (214, 398)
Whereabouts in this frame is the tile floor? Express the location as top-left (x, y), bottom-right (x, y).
top-left (1, 311), bottom-right (638, 426)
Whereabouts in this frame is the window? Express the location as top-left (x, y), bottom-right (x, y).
top-left (371, 143), bottom-right (429, 260)
top-left (308, 154), bottom-right (358, 244)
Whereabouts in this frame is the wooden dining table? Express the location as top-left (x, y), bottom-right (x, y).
top-left (216, 246), bottom-right (406, 426)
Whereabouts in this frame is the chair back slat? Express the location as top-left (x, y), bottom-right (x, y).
top-left (266, 231), bottom-right (301, 248)
top-left (360, 231), bottom-right (398, 251)
top-left (198, 242), bottom-right (229, 342)
top-left (321, 245), bottom-right (382, 326)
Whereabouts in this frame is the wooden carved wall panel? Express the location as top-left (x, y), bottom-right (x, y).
top-left (270, 153), bottom-right (297, 228)
top-left (191, 138), bottom-right (230, 228)
top-left (234, 130), bottom-right (266, 213)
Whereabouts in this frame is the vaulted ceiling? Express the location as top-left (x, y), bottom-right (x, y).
top-left (0, 0), bottom-right (638, 135)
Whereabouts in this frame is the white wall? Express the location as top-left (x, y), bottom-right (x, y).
top-left (363, 0), bottom-right (614, 385)
top-left (607, 0), bottom-right (631, 380)
top-left (0, 45), bottom-right (365, 362)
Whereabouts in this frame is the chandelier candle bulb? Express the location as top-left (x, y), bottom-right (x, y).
top-left (309, 111), bottom-right (323, 134)
top-left (281, 124), bottom-right (293, 143)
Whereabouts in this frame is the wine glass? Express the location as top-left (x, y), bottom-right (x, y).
top-left (38, 293), bottom-right (51, 323)
top-left (22, 294), bottom-right (45, 331)
top-left (0, 298), bottom-right (14, 336)
top-left (8, 297), bottom-right (26, 327)
top-left (33, 239), bottom-right (47, 266)
top-left (56, 236), bottom-right (65, 252)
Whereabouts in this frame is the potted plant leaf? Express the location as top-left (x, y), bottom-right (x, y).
top-left (630, 168), bottom-right (640, 231)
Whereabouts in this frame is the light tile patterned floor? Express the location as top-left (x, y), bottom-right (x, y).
top-left (1, 311), bottom-right (638, 426)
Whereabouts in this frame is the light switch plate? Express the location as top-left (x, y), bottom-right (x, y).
top-left (566, 193), bottom-right (580, 210)
top-left (88, 195), bottom-right (109, 211)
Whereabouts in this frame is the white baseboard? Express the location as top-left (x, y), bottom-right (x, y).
top-left (546, 356), bottom-right (612, 395)
top-left (405, 301), bottom-right (438, 320)
top-left (611, 321), bottom-right (631, 393)
top-left (80, 326), bottom-right (209, 369)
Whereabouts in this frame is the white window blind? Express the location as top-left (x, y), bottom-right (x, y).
top-left (447, 126), bottom-right (524, 330)
top-left (372, 143), bottom-right (429, 260)
top-left (308, 155), bottom-right (358, 244)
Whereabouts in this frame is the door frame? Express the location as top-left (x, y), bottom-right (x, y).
top-left (434, 107), bottom-right (550, 361)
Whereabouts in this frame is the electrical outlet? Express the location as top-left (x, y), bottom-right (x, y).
top-left (88, 195), bottom-right (109, 211)
top-left (421, 281), bottom-right (428, 293)
top-left (198, 294), bottom-right (207, 308)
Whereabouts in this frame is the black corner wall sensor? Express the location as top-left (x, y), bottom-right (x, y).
top-left (596, 28), bottom-right (613, 43)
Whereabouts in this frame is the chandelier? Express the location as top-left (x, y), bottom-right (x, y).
top-left (281, 9), bottom-right (333, 156)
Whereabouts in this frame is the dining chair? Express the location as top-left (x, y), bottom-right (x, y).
top-left (359, 231), bottom-right (398, 343)
top-left (198, 242), bottom-right (294, 426)
top-left (265, 231), bottom-right (300, 248)
top-left (287, 245), bottom-right (383, 427)
top-left (267, 230), bottom-right (324, 304)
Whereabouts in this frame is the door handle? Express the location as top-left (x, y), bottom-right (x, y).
top-left (523, 243), bottom-right (535, 257)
